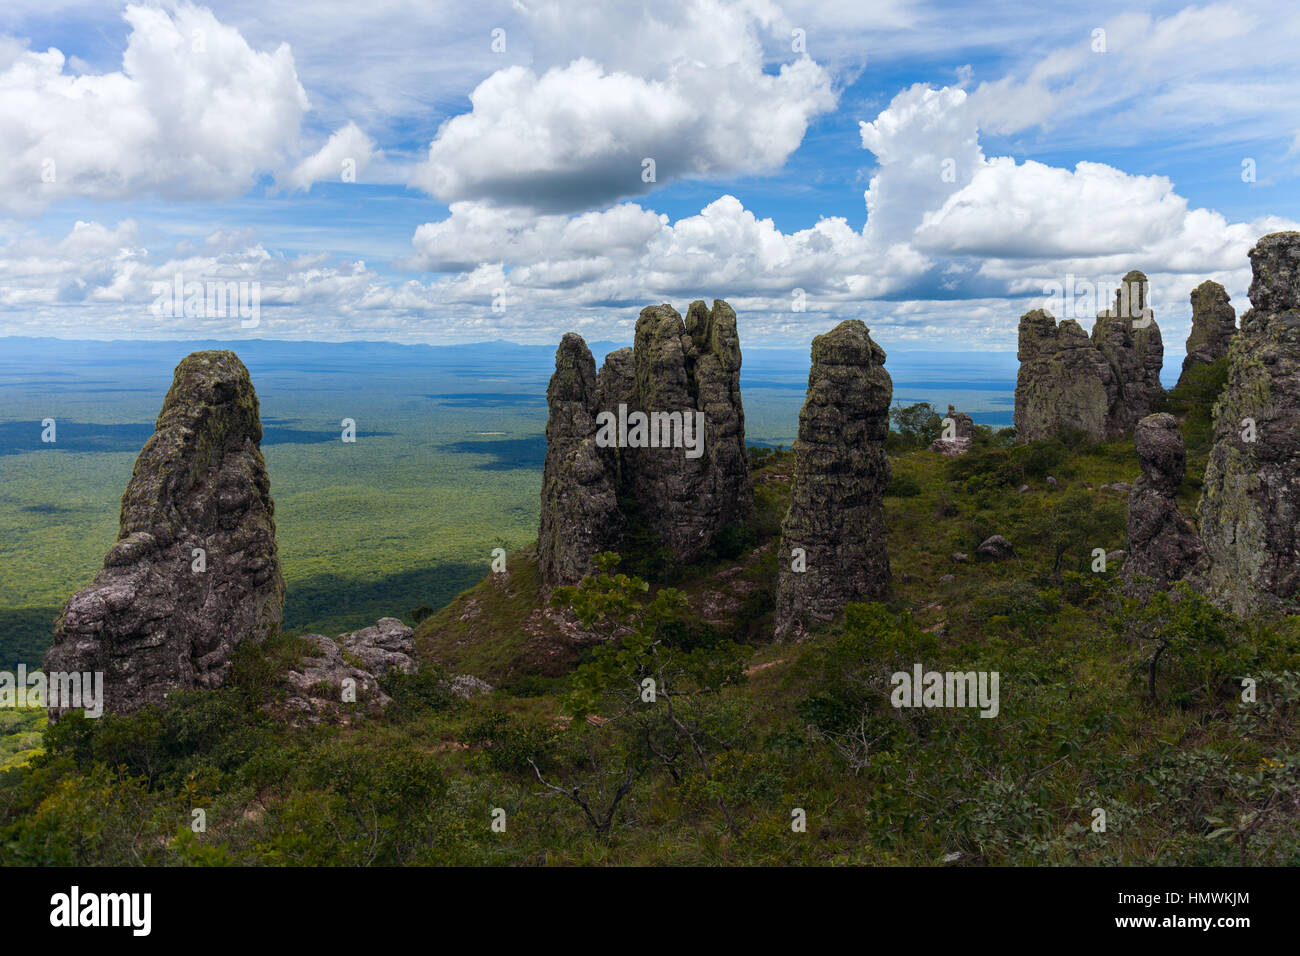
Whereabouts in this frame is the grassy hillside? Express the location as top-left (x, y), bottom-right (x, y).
top-left (4, 366), bottom-right (1297, 866)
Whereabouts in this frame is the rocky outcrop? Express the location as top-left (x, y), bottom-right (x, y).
top-left (594, 346), bottom-right (635, 492)
top-left (625, 300), bottom-right (751, 560)
top-left (1092, 272), bottom-right (1165, 432)
top-left (950, 405), bottom-right (975, 439)
top-left (537, 300), bottom-right (752, 590)
top-left (448, 674), bottom-right (493, 699)
top-left (928, 404), bottom-right (975, 456)
top-left (977, 535), bottom-right (1015, 561)
top-left (1197, 232), bottom-right (1300, 615)
top-left (1014, 311), bottom-right (1115, 441)
top-left (45, 351), bottom-right (284, 717)
top-left (282, 617), bottom-right (496, 724)
top-left (536, 334), bottom-right (623, 590)
top-left (1177, 281), bottom-right (1236, 388)
top-left (284, 635), bottom-right (394, 724)
top-left (1122, 413), bottom-right (1204, 594)
top-left (282, 618), bottom-right (421, 724)
top-left (340, 617), bottom-right (418, 679)
top-left (1014, 273), bottom-right (1165, 442)
top-left (775, 320), bottom-right (892, 640)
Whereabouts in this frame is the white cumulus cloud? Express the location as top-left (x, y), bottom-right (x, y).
top-left (0, 2), bottom-right (309, 213)
top-left (409, 0), bottom-right (836, 211)
top-left (279, 122), bottom-right (380, 192)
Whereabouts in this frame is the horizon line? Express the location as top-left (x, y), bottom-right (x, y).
top-left (0, 333), bottom-right (1019, 355)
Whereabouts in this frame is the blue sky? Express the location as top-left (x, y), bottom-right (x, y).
top-left (1, 0), bottom-right (1297, 355)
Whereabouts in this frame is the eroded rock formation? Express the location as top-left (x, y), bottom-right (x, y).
top-left (1197, 232), bottom-right (1300, 615)
top-left (1014, 311), bottom-right (1113, 441)
top-left (1177, 280), bottom-right (1237, 388)
top-left (1092, 271), bottom-right (1165, 432)
top-left (284, 636), bottom-right (394, 724)
top-left (775, 320), bottom-right (892, 640)
top-left (536, 334), bottom-right (623, 590)
top-left (1122, 413), bottom-right (1204, 595)
top-left (45, 350), bottom-right (284, 717)
top-left (537, 300), bottom-right (752, 590)
top-left (1014, 273), bottom-right (1165, 441)
top-left (625, 300), bottom-right (751, 560)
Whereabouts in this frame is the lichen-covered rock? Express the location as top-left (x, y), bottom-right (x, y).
top-left (283, 634), bottom-right (392, 725)
top-left (1197, 232), bottom-right (1300, 615)
top-left (1092, 272), bottom-right (1165, 432)
top-left (1014, 310), bottom-right (1114, 441)
top-left (1132, 414), bottom-right (1185, 495)
top-left (1177, 281), bottom-right (1236, 388)
top-left (928, 404), bottom-right (975, 455)
top-left (282, 619), bottom-right (419, 725)
top-left (536, 334), bottom-right (623, 590)
top-left (448, 674), bottom-right (493, 699)
top-left (537, 300), bottom-right (752, 587)
top-left (594, 347), bottom-right (635, 409)
top-left (1122, 413), bottom-right (1204, 594)
top-left (775, 320), bottom-right (892, 639)
top-left (977, 535), bottom-right (1015, 561)
top-left (949, 404), bottom-right (975, 439)
top-left (340, 617), bottom-right (417, 678)
top-left (623, 300), bottom-right (752, 561)
top-left (1014, 273), bottom-right (1165, 441)
top-left (593, 346), bottom-right (635, 491)
top-left (45, 350), bottom-right (284, 717)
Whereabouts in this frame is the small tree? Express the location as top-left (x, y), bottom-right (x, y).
top-left (889, 402), bottom-right (943, 450)
top-left (1113, 582), bottom-right (1233, 704)
top-left (1017, 490), bottom-right (1124, 581)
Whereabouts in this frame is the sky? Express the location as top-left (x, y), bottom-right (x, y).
top-left (1, 0), bottom-right (1298, 355)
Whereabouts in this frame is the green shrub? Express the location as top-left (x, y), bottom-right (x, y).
top-left (255, 739), bottom-right (454, 865)
top-left (713, 522), bottom-right (759, 559)
top-left (887, 473), bottom-right (923, 497)
top-left (465, 711), bottom-right (555, 774)
top-left (384, 668), bottom-right (461, 721)
top-left (505, 673), bottom-right (564, 697)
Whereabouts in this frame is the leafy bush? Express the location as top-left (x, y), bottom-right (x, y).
top-left (1015, 490), bottom-right (1125, 580)
top-left (886, 473), bottom-right (923, 497)
top-left (795, 604), bottom-right (937, 738)
top-left (383, 668), bottom-right (461, 721)
top-left (1113, 583), bottom-right (1238, 706)
top-left (713, 522), bottom-right (758, 560)
top-left (734, 587), bottom-right (776, 636)
top-left (505, 673), bottom-right (564, 697)
top-left (258, 740), bottom-right (454, 865)
top-left (465, 711), bottom-right (555, 773)
top-left (947, 438), bottom-right (1079, 492)
top-left (970, 581), bottom-right (1059, 639)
